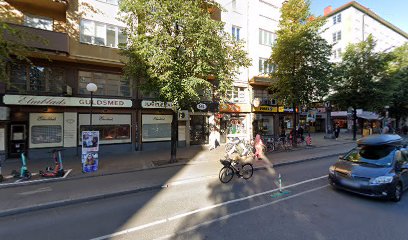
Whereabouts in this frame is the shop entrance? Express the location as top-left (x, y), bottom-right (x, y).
top-left (9, 124), bottom-right (27, 158)
top-left (190, 115), bottom-right (209, 145)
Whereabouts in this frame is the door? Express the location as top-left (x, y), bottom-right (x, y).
top-left (9, 124), bottom-right (27, 157)
top-left (190, 115), bottom-right (209, 145)
top-left (399, 150), bottom-right (408, 190)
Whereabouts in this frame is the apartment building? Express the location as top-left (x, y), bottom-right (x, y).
top-left (321, 1), bottom-right (408, 62)
top-left (0, 0), bottom-right (136, 159)
top-left (212, 0), bottom-right (287, 142)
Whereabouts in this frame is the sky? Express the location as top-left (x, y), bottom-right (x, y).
top-left (309, 0), bottom-right (408, 33)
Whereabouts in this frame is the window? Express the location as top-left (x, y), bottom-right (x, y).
top-left (259, 29), bottom-right (276, 46)
top-left (80, 19), bottom-right (126, 48)
top-left (253, 89), bottom-right (276, 106)
top-left (333, 31), bottom-right (341, 43)
top-left (226, 87), bottom-right (246, 103)
top-left (337, 48), bottom-right (342, 58)
top-left (232, 26), bottom-right (241, 41)
top-left (232, 0), bottom-right (236, 10)
top-left (80, 125), bottom-right (131, 141)
top-left (259, 58), bottom-right (275, 74)
top-left (332, 50), bottom-right (337, 59)
top-left (24, 15), bottom-right (53, 31)
top-left (78, 71), bottom-right (131, 97)
top-left (333, 14), bottom-right (341, 24)
top-left (31, 126), bottom-right (62, 144)
top-left (142, 115), bottom-right (172, 142)
top-left (9, 64), bottom-right (65, 94)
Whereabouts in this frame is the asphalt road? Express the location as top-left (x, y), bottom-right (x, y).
top-left (0, 156), bottom-right (407, 240)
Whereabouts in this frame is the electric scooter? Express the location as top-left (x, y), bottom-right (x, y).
top-left (39, 149), bottom-right (65, 178)
top-left (11, 151), bottom-right (32, 180)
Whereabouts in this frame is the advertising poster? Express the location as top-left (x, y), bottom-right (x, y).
top-left (81, 131), bottom-right (99, 173)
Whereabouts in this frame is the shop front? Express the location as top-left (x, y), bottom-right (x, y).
top-left (189, 102), bottom-right (219, 146)
top-left (219, 103), bottom-right (251, 143)
top-left (139, 100), bottom-right (174, 151)
top-left (3, 94), bottom-right (133, 159)
top-left (252, 105), bottom-right (284, 136)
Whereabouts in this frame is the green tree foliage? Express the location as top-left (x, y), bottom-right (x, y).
top-left (388, 44), bottom-right (408, 128)
top-left (330, 35), bottom-right (393, 112)
top-left (120, 0), bottom-right (250, 161)
top-left (0, 22), bottom-right (33, 86)
top-left (119, 0), bottom-right (250, 109)
top-left (269, 0), bottom-right (332, 107)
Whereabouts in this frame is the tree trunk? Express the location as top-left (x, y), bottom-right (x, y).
top-left (170, 110), bottom-right (178, 163)
top-left (353, 108), bottom-right (357, 140)
top-left (292, 103), bottom-right (297, 147)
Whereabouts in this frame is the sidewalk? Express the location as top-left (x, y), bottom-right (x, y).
top-left (0, 133), bottom-right (356, 217)
top-left (0, 132), bottom-right (354, 183)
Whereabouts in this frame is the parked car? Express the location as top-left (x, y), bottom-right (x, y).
top-left (328, 134), bottom-right (408, 202)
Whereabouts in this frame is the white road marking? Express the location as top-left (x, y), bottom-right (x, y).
top-left (91, 175), bottom-right (328, 240)
top-left (156, 185), bottom-right (329, 240)
top-left (18, 187), bottom-right (52, 196)
top-left (162, 175), bottom-right (218, 187)
top-left (0, 169), bottom-right (72, 187)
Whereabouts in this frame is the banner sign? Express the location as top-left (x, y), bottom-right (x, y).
top-left (307, 110), bottom-right (317, 122)
top-left (81, 131), bottom-right (99, 173)
top-left (141, 100), bottom-right (172, 109)
top-left (4, 95), bottom-right (132, 108)
top-left (253, 106), bottom-right (284, 112)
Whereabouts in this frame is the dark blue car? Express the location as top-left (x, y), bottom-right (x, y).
top-left (328, 134), bottom-right (408, 202)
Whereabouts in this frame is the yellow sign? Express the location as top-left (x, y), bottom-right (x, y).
top-left (254, 106), bottom-right (284, 112)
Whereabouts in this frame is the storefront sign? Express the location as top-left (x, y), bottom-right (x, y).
top-left (220, 103), bottom-right (251, 113)
top-left (254, 106), bottom-right (284, 112)
top-left (142, 114), bottom-right (172, 124)
top-left (4, 95), bottom-right (132, 108)
top-left (81, 131), bottom-right (99, 173)
top-left (141, 100), bottom-right (172, 109)
top-left (197, 103), bottom-right (207, 110)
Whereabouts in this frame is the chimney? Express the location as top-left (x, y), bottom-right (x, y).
top-left (324, 6), bottom-right (333, 16)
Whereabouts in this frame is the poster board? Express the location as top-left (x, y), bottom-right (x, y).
top-left (81, 131), bottom-right (99, 173)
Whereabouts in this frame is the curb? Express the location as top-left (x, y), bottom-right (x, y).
top-left (0, 150), bottom-right (347, 218)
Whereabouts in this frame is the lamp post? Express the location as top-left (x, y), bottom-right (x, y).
top-left (324, 101), bottom-right (334, 139)
top-left (86, 83), bottom-right (98, 130)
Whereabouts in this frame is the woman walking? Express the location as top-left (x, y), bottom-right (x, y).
top-left (254, 134), bottom-right (266, 160)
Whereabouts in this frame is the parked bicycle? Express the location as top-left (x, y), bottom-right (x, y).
top-left (225, 137), bottom-right (255, 159)
top-left (219, 158), bottom-right (253, 183)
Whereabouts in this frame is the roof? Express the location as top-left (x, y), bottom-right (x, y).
top-left (357, 134), bottom-right (402, 146)
top-left (325, 1), bottom-right (408, 39)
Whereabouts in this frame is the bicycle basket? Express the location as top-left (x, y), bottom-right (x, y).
top-left (220, 159), bottom-right (231, 166)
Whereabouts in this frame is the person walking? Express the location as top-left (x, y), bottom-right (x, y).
top-left (254, 134), bottom-right (265, 161)
top-left (334, 123), bottom-right (340, 139)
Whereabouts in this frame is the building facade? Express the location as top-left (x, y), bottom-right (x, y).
top-left (321, 1), bottom-right (408, 62)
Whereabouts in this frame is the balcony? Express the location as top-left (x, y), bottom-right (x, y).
top-left (6, 24), bottom-right (69, 54)
top-left (5, 0), bottom-right (68, 21)
top-left (249, 76), bottom-right (275, 86)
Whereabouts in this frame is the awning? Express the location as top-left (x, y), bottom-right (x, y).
top-left (357, 113), bottom-right (381, 120)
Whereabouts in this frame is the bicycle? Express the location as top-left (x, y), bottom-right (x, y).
top-left (219, 158), bottom-right (253, 183)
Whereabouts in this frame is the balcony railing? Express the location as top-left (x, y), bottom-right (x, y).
top-left (6, 24), bottom-right (69, 54)
top-left (249, 76), bottom-right (275, 86)
top-left (5, 0), bottom-right (68, 21)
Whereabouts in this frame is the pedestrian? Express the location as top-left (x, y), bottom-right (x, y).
top-left (254, 134), bottom-right (265, 160)
top-left (334, 123), bottom-right (340, 139)
top-left (382, 124), bottom-right (389, 134)
top-left (297, 125), bottom-right (304, 141)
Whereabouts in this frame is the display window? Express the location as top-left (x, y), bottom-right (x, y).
top-left (142, 114), bottom-right (172, 142)
top-left (29, 113), bottom-right (64, 148)
top-left (31, 126), bottom-right (62, 144)
top-left (79, 114), bottom-right (132, 144)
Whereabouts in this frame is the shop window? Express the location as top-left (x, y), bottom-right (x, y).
top-left (142, 123), bottom-right (171, 142)
top-left (227, 117), bottom-right (247, 136)
top-left (31, 126), bottom-right (62, 144)
top-left (80, 125), bottom-right (131, 142)
top-left (8, 64), bottom-right (65, 94)
top-left (78, 71), bottom-right (131, 97)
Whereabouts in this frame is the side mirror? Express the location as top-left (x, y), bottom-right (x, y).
top-left (339, 155), bottom-right (344, 160)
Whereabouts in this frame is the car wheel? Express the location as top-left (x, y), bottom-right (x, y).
top-left (391, 183), bottom-right (403, 202)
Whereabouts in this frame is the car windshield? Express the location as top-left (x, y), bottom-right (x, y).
top-left (344, 145), bottom-right (395, 167)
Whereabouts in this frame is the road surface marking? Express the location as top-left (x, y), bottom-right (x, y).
top-left (91, 175), bottom-right (328, 240)
top-left (155, 185), bottom-right (329, 240)
top-left (18, 187), bottom-right (52, 196)
top-left (0, 169), bottom-right (72, 187)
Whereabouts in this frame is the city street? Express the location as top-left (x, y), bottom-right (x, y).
top-left (1, 155), bottom-right (407, 240)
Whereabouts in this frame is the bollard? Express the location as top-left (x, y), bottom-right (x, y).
top-left (278, 174), bottom-right (282, 192)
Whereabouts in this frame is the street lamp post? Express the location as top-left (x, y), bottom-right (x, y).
top-left (86, 83), bottom-right (98, 130)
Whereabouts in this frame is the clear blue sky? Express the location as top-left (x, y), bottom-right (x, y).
top-left (310, 0), bottom-right (408, 33)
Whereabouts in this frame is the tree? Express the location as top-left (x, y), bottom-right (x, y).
top-left (330, 35), bottom-right (393, 139)
top-left (120, 0), bottom-right (250, 162)
top-left (388, 44), bottom-right (408, 129)
top-left (269, 0), bottom-right (332, 145)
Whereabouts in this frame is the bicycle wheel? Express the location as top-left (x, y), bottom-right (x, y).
top-left (240, 163), bottom-right (253, 179)
top-left (219, 166), bottom-right (234, 183)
